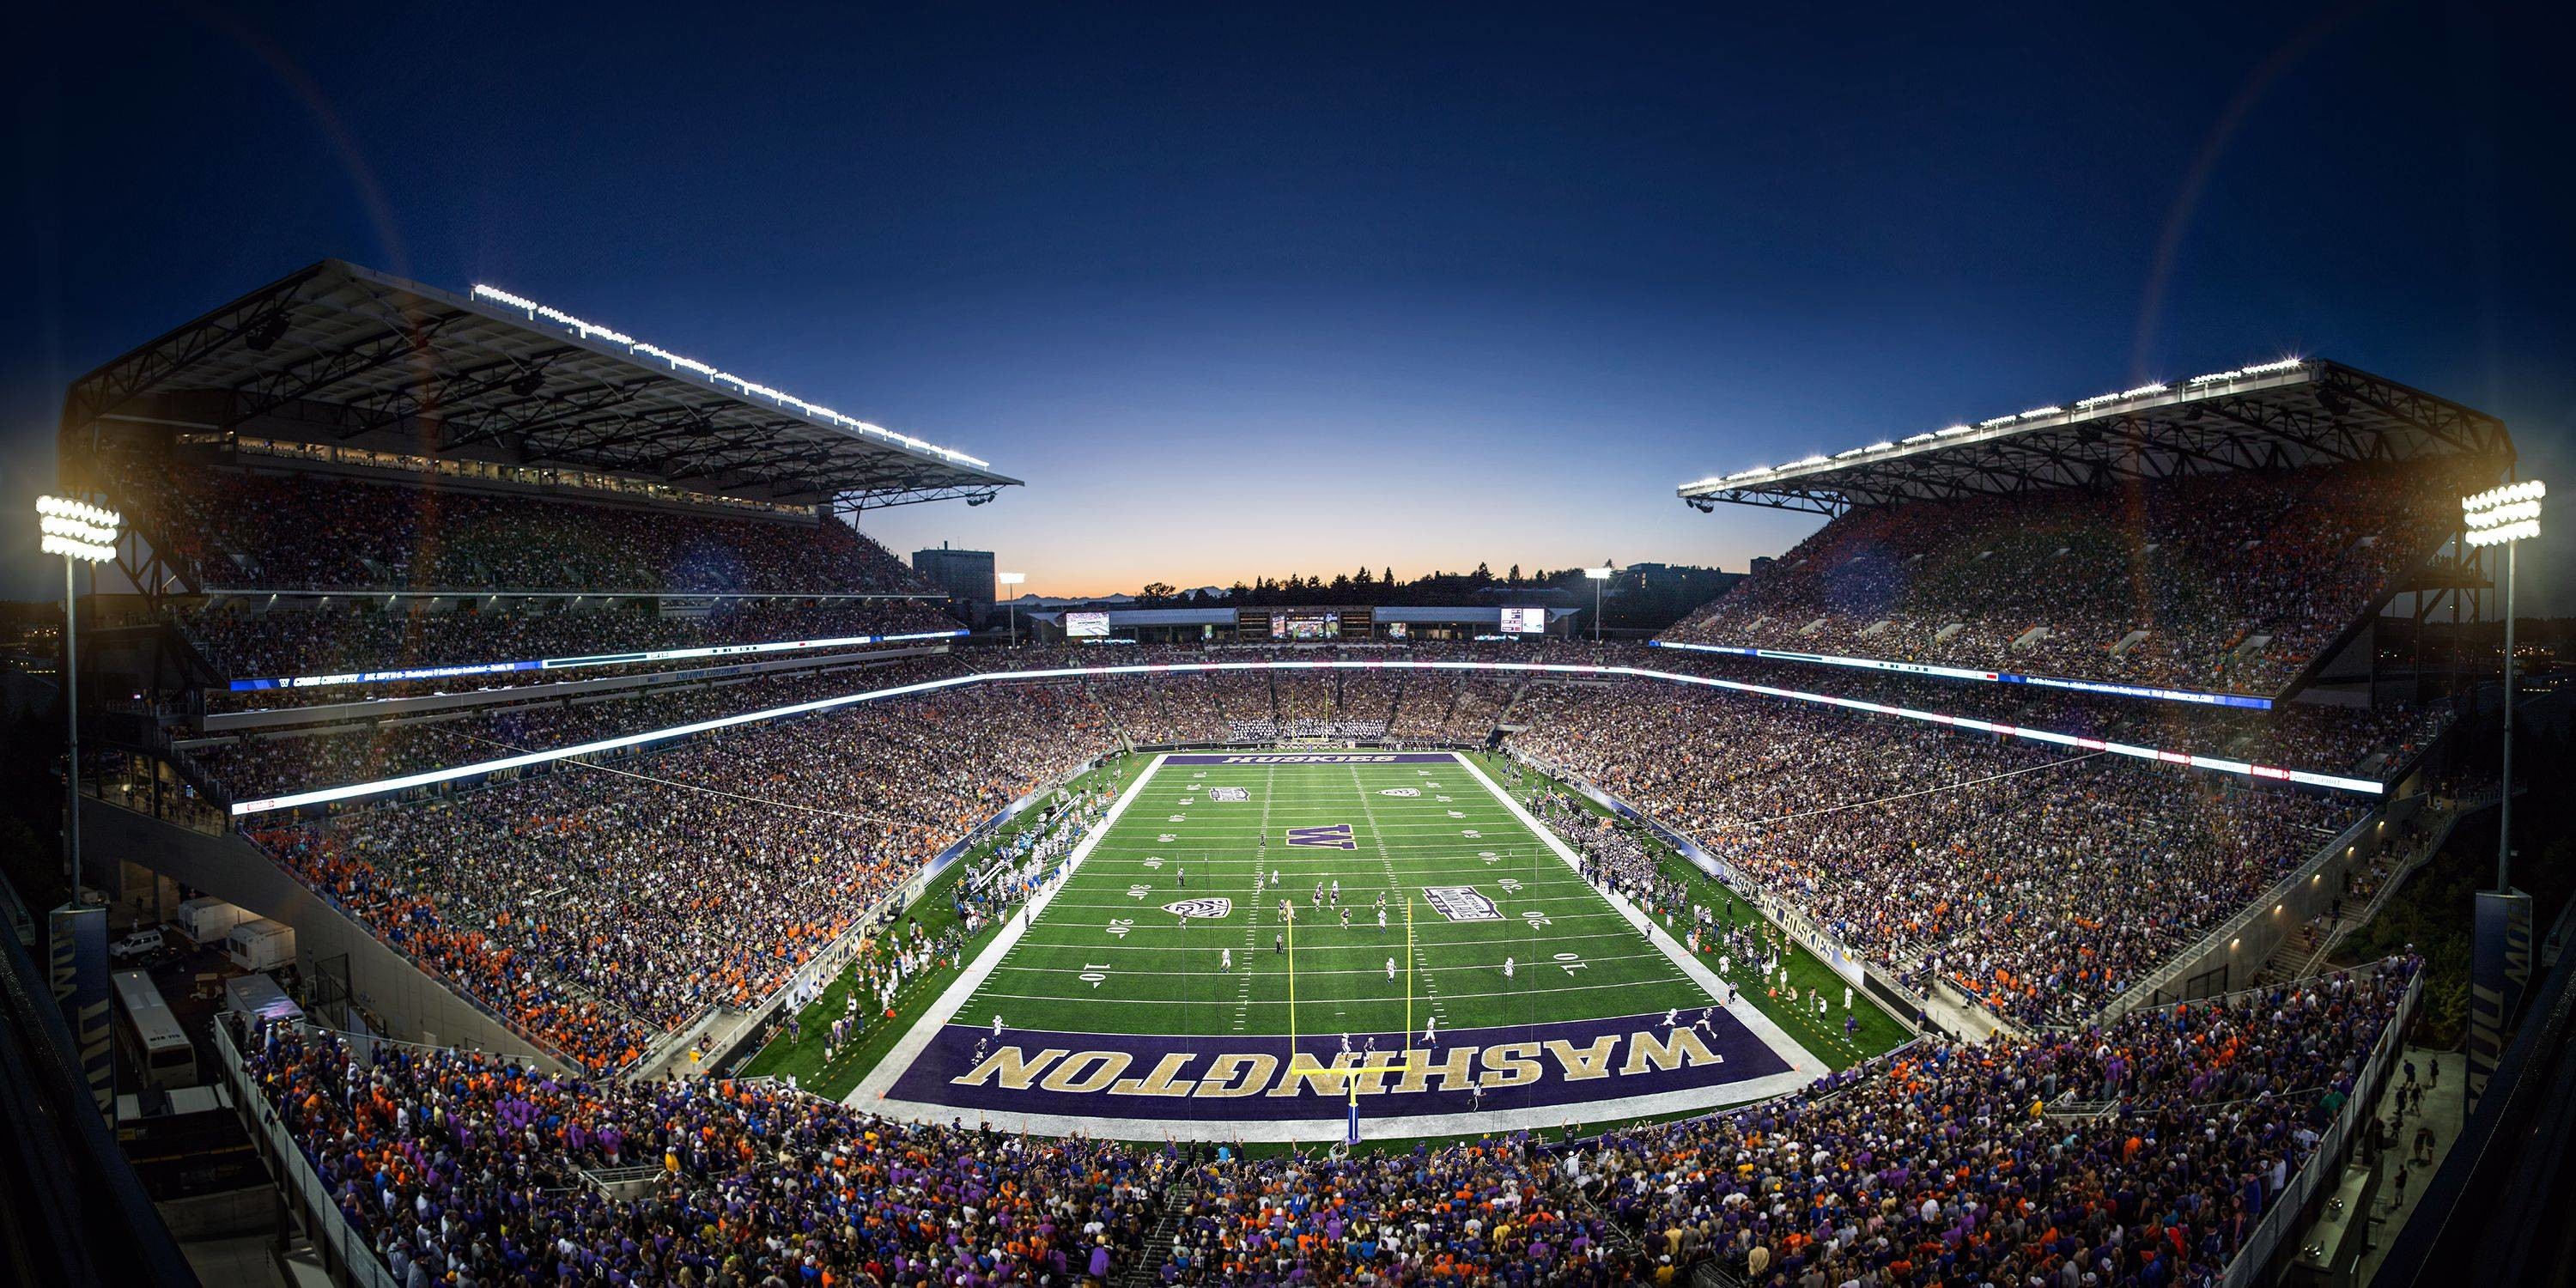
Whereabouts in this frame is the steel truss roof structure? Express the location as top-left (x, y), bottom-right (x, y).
top-left (1676, 359), bottom-right (2512, 517)
top-left (60, 258), bottom-right (1022, 512)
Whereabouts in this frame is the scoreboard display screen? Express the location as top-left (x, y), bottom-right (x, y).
top-left (1270, 611), bottom-right (1340, 640)
top-left (1498, 606), bottom-right (1546, 635)
top-left (1064, 611), bottom-right (1110, 638)
top-left (1235, 606), bottom-right (1371, 640)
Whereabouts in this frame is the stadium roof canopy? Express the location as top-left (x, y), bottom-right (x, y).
top-left (60, 259), bottom-right (1021, 511)
top-left (1677, 358), bottom-right (2512, 517)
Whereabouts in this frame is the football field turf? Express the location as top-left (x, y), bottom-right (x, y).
top-left (957, 753), bottom-right (1713, 1038)
top-left (851, 750), bottom-right (1826, 1139)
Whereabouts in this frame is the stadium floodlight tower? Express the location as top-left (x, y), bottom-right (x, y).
top-left (36, 495), bottom-right (121, 894)
top-left (997, 572), bottom-right (1026, 647)
top-left (2463, 479), bottom-right (2544, 891)
top-left (1584, 565), bottom-right (1616, 641)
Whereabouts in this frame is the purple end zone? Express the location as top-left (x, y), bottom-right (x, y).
top-left (885, 1009), bottom-right (1793, 1122)
top-left (1163, 752), bottom-right (1461, 764)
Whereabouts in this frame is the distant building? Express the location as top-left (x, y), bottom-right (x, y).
top-left (912, 544), bottom-right (996, 624)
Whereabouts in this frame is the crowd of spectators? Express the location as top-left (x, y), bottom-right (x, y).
top-left (114, 459), bottom-right (938, 595)
top-left (1669, 653), bottom-right (2457, 779)
top-left (1507, 680), bottom-right (2360, 1027)
top-left (243, 678), bottom-right (1110, 1069)
top-left (1662, 461), bottom-right (2481, 695)
top-left (1532, 788), bottom-right (1700, 923)
top-left (194, 650), bottom-right (1588, 802)
top-left (237, 957), bottom-right (2417, 1286)
top-left (241, 1022), bottom-right (1162, 1286)
top-left (199, 640), bottom-right (2418, 1058)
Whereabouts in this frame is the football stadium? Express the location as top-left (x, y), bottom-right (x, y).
top-left (6, 255), bottom-right (2560, 1288)
top-left (6, 10), bottom-right (2573, 1288)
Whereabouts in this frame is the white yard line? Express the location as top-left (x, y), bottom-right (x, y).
top-left (846, 753), bottom-right (1170, 1109)
top-left (1232, 767), bottom-right (1276, 1032)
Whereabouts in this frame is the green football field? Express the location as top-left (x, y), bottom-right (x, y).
top-left (951, 752), bottom-right (1719, 1041)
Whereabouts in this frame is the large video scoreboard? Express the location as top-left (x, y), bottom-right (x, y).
top-left (1236, 606), bottom-right (1375, 640)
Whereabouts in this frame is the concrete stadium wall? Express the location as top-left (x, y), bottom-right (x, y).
top-left (78, 798), bottom-right (566, 1071)
top-left (2105, 791), bottom-right (2434, 1018)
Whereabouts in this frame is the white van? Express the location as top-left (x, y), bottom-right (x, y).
top-left (109, 927), bottom-right (168, 963)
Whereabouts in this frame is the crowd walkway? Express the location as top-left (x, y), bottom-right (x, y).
top-left (2357, 1045), bottom-right (2465, 1285)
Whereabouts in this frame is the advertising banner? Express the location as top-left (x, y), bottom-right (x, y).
top-left (48, 904), bottom-right (112, 1116)
top-left (2468, 888), bottom-right (2533, 1106)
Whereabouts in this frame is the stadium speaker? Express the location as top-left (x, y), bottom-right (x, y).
top-left (241, 312), bottom-right (290, 352)
top-left (510, 369), bottom-right (546, 398)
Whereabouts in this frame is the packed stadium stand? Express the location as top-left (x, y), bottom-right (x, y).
top-left (1662, 461), bottom-right (2482, 694)
top-left (228, 956), bottom-right (2418, 1286)
top-left (110, 457), bottom-right (943, 595)
top-left (34, 266), bottom-right (2540, 1288)
top-left (1667, 360), bottom-right (2512, 702)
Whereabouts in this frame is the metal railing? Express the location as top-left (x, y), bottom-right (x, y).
top-left (2216, 970), bottom-right (2421, 1288)
top-left (211, 1019), bottom-right (398, 1288)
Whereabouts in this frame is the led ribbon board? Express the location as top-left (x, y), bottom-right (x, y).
top-left (229, 658), bottom-right (2383, 817)
top-left (1646, 639), bottom-right (2275, 709)
top-left (226, 629), bottom-right (969, 692)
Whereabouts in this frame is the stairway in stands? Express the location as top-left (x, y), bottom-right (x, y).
top-left (2255, 918), bottom-right (2342, 987)
top-left (1119, 1184), bottom-right (1194, 1288)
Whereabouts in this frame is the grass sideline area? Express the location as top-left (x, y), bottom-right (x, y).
top-left (736, 756), bottom-right (1138, 1097)
top-left (1467, 749), bottom-right (1914, 1068)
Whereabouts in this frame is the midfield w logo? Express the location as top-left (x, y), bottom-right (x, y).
top-left (1285, 823), bottom-right (1358, 850)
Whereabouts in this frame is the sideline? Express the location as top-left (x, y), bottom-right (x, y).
top-left (846, 754), bottom-right (1170, 1110)
top-left (1451, 752), bottom-right (1824, 1082)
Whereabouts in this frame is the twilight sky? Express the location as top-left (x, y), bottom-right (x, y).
top-left (3, 1), bottom-right (2569, 606)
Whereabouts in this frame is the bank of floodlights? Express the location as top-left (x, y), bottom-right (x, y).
top-left (2462, 479), bottom-right (2544, 547)
top-left (37, 495), bottom-right (122, 562)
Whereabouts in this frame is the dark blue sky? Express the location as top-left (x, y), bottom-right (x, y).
top-left (5, 1), bottom-right (2568, 605)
